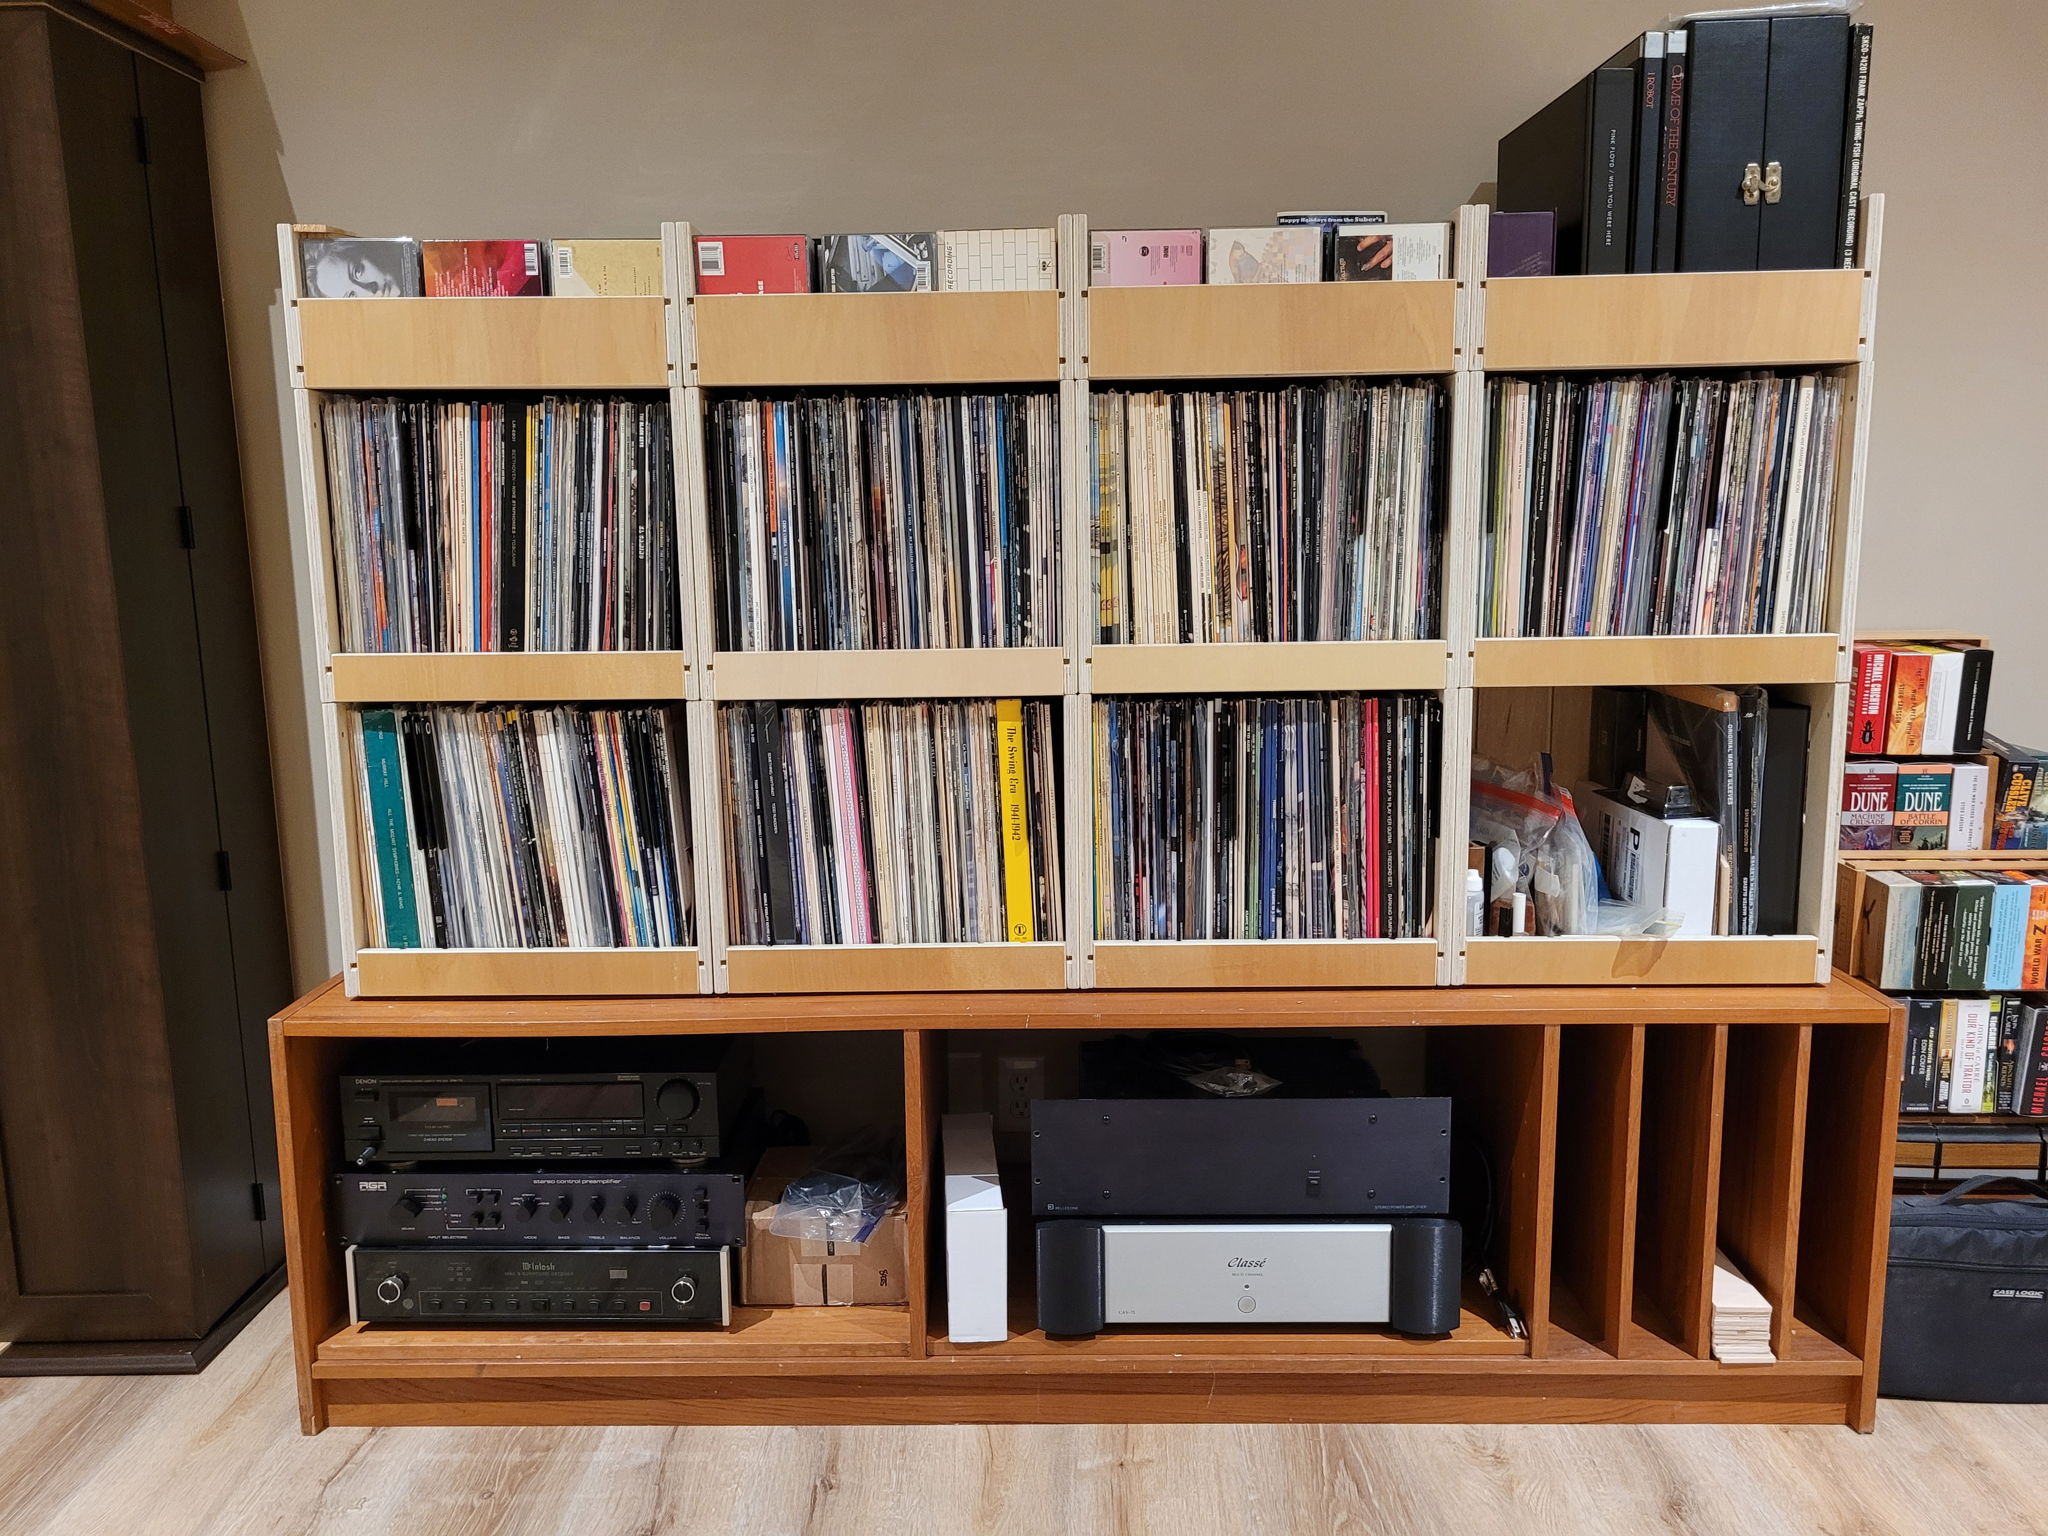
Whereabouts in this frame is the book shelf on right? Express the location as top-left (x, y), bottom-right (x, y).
top-left (1453, 199), bottom-right (1882, 987)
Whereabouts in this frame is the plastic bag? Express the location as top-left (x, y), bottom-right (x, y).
top-left (1471, 757), bottom-right (1678, 937)
top-left (767, 1134), bottom-right (904, 1247)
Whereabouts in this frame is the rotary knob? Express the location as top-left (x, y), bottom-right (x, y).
top-left (389, 1195), bottom-right (423, 1220)
top-left (648, 1193), bottom-right (682, 1229)
top-left (545, 1195), bottom-right (571, 1223)
top-left (669, 1275), bottom-right (696, 1306)
top-left (585, 1193), bottom-right (606, 1222)
top-left (653, 1077), bottom-right (700, 1123)
top-left (611, 1193), bottom-right (638, 1226)
top-left (374, 1272), bottom-right (407, 1306)
top-left (509, 1196), bottom-right (540, 1223)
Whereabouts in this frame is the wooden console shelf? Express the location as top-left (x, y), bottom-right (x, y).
top-left (1463, 936), bottom-right (1824, 988)
top-left (296, 297), bottom-right (670, 390)
top-left (352, 947), bottom-right (703, 999)
top-left (273, 975), bottom-right (1897, 1432)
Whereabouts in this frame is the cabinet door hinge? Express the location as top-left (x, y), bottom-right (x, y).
top-left (176, 505), bottom-right (196, 549)
top-left (251, 1182), bottom-right (267, 1222)
top-left (215, 850), bottom-right (233, 891)
top-left (133, 114), bottom-right (150, 164)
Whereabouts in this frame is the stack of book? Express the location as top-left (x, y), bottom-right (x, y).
top-left (1898, 995), bottom-right (2048, 1117)
top-left (1854, 869), bottom-right (2048, 994)
top-left (1989, 734), bottom-right (2048, 849)
top-left (1478, 372), bottom-right (1844, 639)
top-left (301, 237), bottom-right (663, 297)
top-left (1847, 641), bottom-right (1992, 758)
top-left (1091, 381), bottom-right (1444, 645)
top-left (320, 396), bottom-right (680, 654)
top-left (719, 699), bottom-right (1062, 947)
top-left (1498, 16), bottom-right (1872, 273)
top-left (1840, 760), bottom-right (1990, 852)
top-left (705, 392), bottom-right (1060, 652)
top-left (1710, 1252), bottom-right (1775, 1365)
top-left (352, 705), bottom-right (692, 950)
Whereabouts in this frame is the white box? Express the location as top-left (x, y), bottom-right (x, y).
top-left (942, 1112), bottom-right (1008, 1343)
top-left (1577, 785), bottom-right (1721, 938)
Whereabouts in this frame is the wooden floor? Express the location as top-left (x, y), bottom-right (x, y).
top-left (2, 1295), bottom-right (2044, 1536)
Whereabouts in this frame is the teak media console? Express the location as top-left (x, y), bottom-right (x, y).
top-left (272, 976), bottom-right (1900, 1431)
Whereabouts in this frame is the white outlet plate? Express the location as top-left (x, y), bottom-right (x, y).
top-left (997, 1054), bottom-right (1044, 1132)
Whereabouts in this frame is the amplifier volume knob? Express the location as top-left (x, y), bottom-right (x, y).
top-left (374, 1272), bottom-right (406, 1306)
top-left (648, 1193), bottom-right (682, 1229)
top-left (669, 1275), bottom-right (696, 1306)
top-left (653, 1077), bottom-right (700, 1123)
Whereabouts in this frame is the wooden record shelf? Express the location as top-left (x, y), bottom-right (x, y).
top-left (271, 975), bottom-right (1899, 1431)
top-left (352, 947), bottom-right (703, 1000)
top-left (279, 198), bottom-right (1883, 998)
top-left (295, 296), bottom-right (670, 390)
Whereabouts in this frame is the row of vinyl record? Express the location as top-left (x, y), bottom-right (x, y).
top-left (707, 393), bottom-right (1060, 652)
top-left (316, 373), bottom-right (1856, 656)
top-left (1477, 372), bottom-right (1844, 639)
top-left (320, 396), bottom-right (681, 653)
top-left (1091, 382), bottom-right (1444, 646)
top-left (1898, 995), bottom-right (2048, 1119)
top-left (1092, 694), bottom-right (1437, 942)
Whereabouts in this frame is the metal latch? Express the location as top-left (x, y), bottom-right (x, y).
top-left (1762, 160), bottom-right (1783, 204)
top-left (1741, 162), bottom-right (1763, 204)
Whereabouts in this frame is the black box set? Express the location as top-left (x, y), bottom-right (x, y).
top-left (337, 1038), bottom-right (751, 1328)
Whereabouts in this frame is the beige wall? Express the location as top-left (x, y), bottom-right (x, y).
top-left (173, 0), bottom-right (2048, 988)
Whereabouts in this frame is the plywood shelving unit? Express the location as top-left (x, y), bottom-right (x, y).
top-left (272, 976), bottom-right (1898, 1431)
top-left (281, 199), bottom-right (1883, 998)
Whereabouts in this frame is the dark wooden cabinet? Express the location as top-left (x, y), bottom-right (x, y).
top-left (0, 5), bottom-right (290, 1369)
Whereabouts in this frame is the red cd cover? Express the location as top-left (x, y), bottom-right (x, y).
top-left (695, 235), bottom-right (810, 295)
top-left (421, 240), bottom-right (546, 296)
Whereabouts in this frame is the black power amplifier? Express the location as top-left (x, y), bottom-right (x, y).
top-left (340, 1037), bottom-right (749, 1165)
top-left (1030, 1096), bottom-right (1452, 1217)
top-left (346, 1245), bottom-right (731, 1326)
top-left (333, 1167), bottom-right (746, 1248)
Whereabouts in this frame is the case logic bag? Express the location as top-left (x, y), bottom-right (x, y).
top-left (1882, 1177), bottom-right (2048, 1402)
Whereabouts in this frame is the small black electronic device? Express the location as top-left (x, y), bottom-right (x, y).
top-left (333, 1167), bottom-right (746, 1248)
top-left (340, 1038), bottom-right (748, 1165)
top-left (1035, 1217), bottom-right (1461, 1337)
top-left (1029, 1096), bottom-right (1452, 1217)
top-left (346, 1245), bottom-right (731, 1326)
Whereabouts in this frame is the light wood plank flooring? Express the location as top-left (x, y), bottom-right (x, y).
top-left (2, 1295), bottom-right (2045, 1535)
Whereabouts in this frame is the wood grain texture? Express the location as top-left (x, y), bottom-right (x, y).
top-left (722, 943), bottom-right (1068, 995)
top-left (326, 651), bottom-right (687, 704)
top-left (1472, 635), bottom-right (1840, 688)
top-left (15, 1295), bottom-right (2044, 1532)
top-left (1719, 1025), bottom-right (1813, 1359)
top-left (296, 297), bottom-right (669, 389)
top-left (692, 292), bottom-right (1059, 387)
top-left (1551, 1025), bottom-right (1644, 1357)
top-left (1088, 282), bottom-right (1456, 379)
top-left (1091, 939), bottom-right (1439, 990)
top-left (1463, 937), bottom-right (1822, 987)
top-left (1090, 640), bottom-right (1449, 695)
top-left (352, 948), bottom-right (702, 999)
top-left (275, 973), bottom-right (1893, 1037)
top-left (708, 646), bottom-right (1065, 702)
top-left (1481, 270), bottom-right (1864, 371)
top-left (1635, 1026), bottom-right (1728, 1359)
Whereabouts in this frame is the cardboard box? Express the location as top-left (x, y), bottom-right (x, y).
top-left (742, 1146), bottom-right (907, 1307)
top-left (942, 1112), bottom-right (1008, 1343)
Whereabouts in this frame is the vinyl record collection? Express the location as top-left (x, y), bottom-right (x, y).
top-left (720, 700), bottom-right (1063, 946)
top-left (1477, 372), bottom-right (1844, 638)
top-left (352, 705), bottom-right (693, 949)
top-left (706, 393), bottom-right (1060, 651)
top-left (1093, 694), bottom-right (1438, 942)
top-left (320, 396), bottom-right (680, 652)
top-left (1091, 381), bottom-right (1445, 645)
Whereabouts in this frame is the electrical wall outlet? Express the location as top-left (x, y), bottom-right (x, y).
top-left (996, 1054), bottom-right (1044, 1132)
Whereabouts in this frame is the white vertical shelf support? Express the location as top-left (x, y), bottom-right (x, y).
top-left (1057, 212), bottom-right (1093, 989)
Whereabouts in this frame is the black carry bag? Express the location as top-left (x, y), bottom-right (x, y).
top-left (1882, 1176), bottom-right (2048, 1402)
